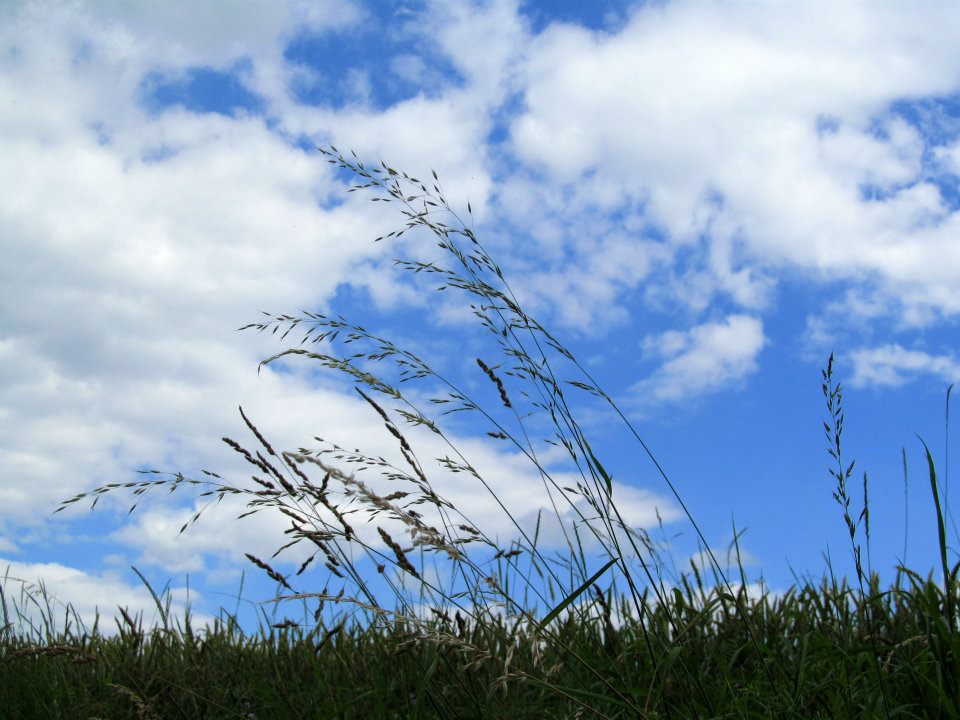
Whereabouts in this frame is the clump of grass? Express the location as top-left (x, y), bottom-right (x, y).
top-left (4, 539), bottom-right (960, 717)
top-left (10, 147), bottom-right (956, 718)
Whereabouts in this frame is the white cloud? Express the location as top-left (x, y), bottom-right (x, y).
top-left (508, 0), bottom-right (960, 323)
top-left (269, 0), bottom-right (530, 219)
top-left (82, 0), bottom-right (364, 117)
top-left (511, 481), bottom-right (681, 552)
top-left (424, 0), bottom-right (527, 104)
top-left (817, 116), bottom-right (924, 190)
top-left (849, 344), bottom-right (960, 388)
top-left (0, 109), bottom-right (392, 521)
top-left (632, 315), bottom-right (766, 403)
top-left (0, 559), bottom-right (209, 637)
top-left (509, 229), bottom-right (666, 332)
top-left (935, 140), bottom-right (960, 176)
top-left (83, 0), bottom-right (362, 68)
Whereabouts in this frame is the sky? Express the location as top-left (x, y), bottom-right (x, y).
top-left (2, 0), bottom-right (960, 636)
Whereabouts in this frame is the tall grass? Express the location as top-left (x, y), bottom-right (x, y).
top-left (3, 148), bottom-right (958, 718)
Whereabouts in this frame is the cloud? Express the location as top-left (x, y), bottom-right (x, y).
top-left (424, 0), bottom-right (527, 103)
top-left (0, 108), bottom-right (391, 522)
top-left (849, 344), bottom-right (960, 388)
top-left (632, 315), bottom-right (766, 403)
top-left (512, 481), bottom-right (681, 551)
top-left (507, 229), bottom-right (667, 332)
top-left (508, 0), bottom-right (960, 323)
top-left (268, 0), bottom-right (530, 217)
top-left (0, 559), bottom-right (209, 636)
top-left (82, 0), bottom-right (364, 117)
top-left (83, 0), bottom-right (362, 67)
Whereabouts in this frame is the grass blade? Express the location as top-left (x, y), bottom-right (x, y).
top-left (540, 557), bottom-right (617, 628)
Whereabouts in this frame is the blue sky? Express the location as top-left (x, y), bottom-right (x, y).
top-left (2, 0), bottom-right (960, 634)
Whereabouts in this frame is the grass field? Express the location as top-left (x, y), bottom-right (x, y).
top-left (3, 149), bottom-right (957, 719)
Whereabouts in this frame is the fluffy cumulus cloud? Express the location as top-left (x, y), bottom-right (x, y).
top-left (510, 1), bottom-right (960, 323)
top-left (633, 315), bottom-right (766, 403)
top-left (849, 344), bottom-right (960, 388)
top-left (0, 558), bottom-right (208, 636)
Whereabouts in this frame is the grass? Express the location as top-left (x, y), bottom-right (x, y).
top-left (3, 147), bottom-right (958, 718)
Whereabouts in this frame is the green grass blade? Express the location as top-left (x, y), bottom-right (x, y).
top-left (583, 437), bottom-right (613, 497)
top-left (540, 557), bottom-right (617, 628)
top-left (131, 565), bottom-right (168, 630)
top-left (918, 436), bottom-right (955, 634)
